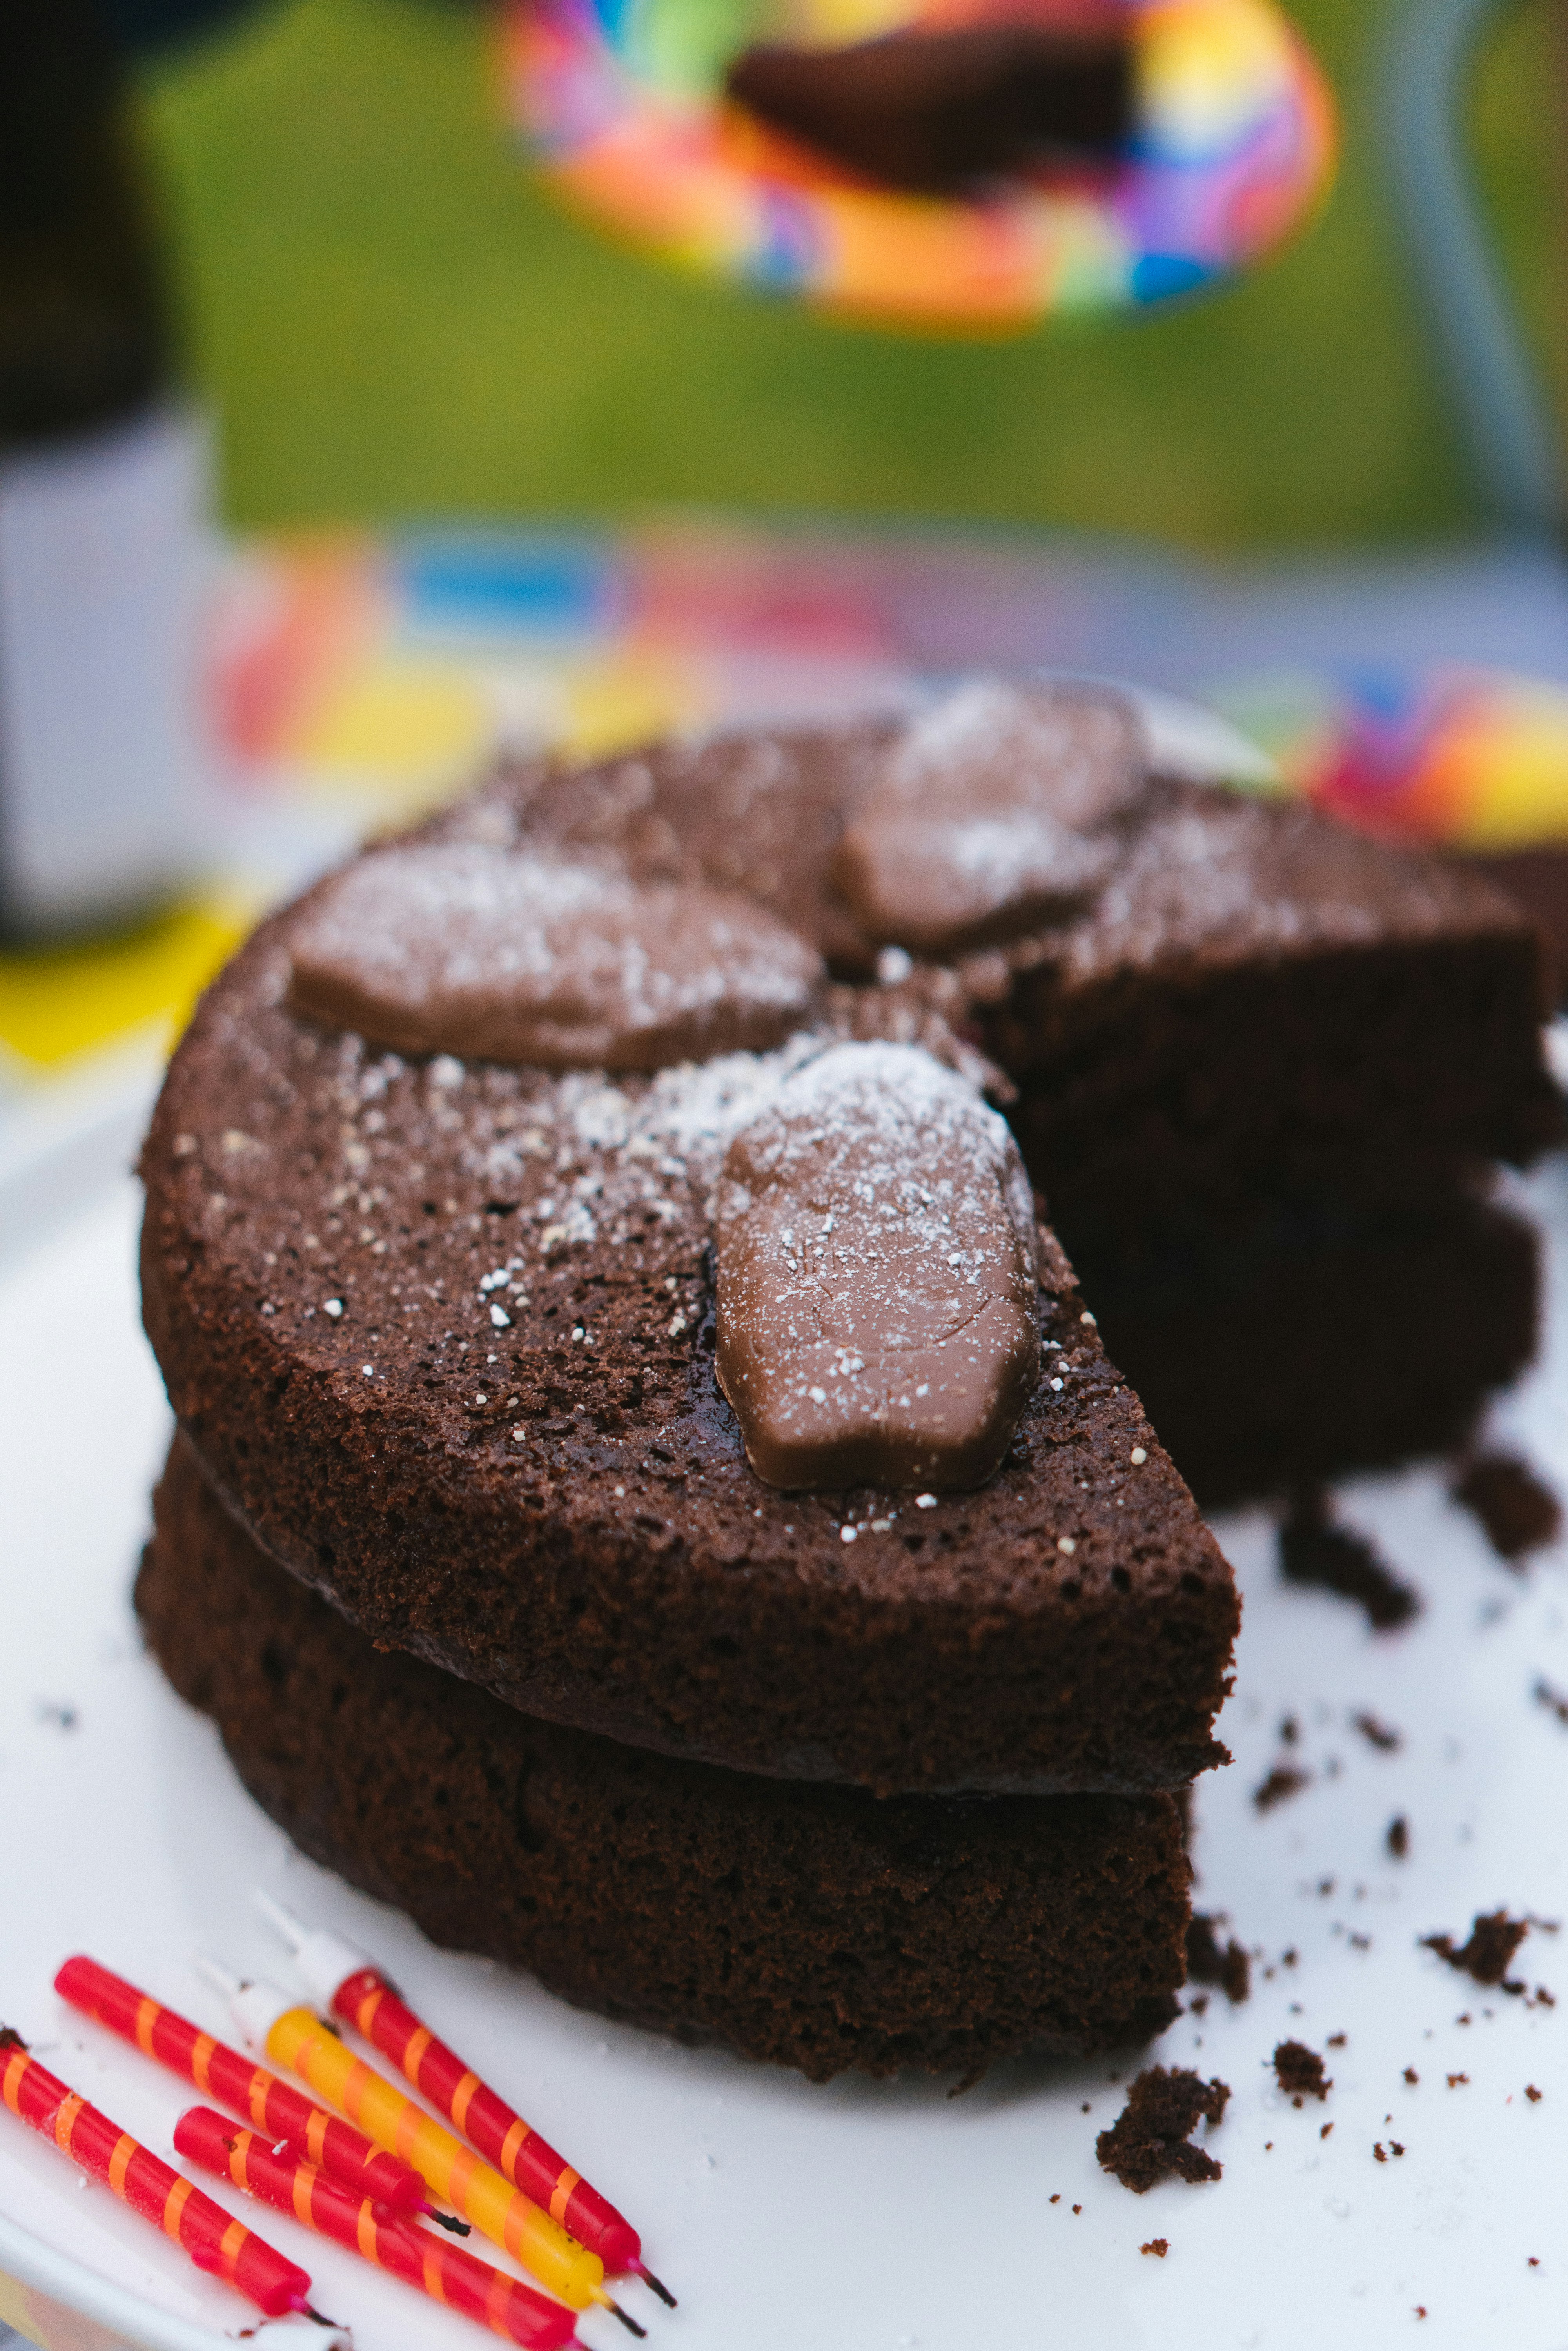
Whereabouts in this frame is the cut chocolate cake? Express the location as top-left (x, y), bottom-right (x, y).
top-left (140, 948), bottom-right (1237, 1795)
top-left (136, 1434), bottom-right (1191, 2082)
top-left (135, 673), bottom-right (1560, 2078)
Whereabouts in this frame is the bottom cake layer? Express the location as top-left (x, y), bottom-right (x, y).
top-left (136, 1435), bottom-right (1191, 2083)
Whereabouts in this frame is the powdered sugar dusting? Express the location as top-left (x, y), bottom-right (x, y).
top-left (889, 677), bottom-right (1142, 835)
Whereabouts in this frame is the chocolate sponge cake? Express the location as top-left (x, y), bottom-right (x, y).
top-left (138, 1434), bottom-right (1191, 2082)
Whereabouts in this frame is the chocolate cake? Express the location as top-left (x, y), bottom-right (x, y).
top-left (140, 967), bottom-right (1238, 1794)
top-left (136, 1435), bottom-right (1191, 2082)
top-left (134, 673), bottom-right (1561, 2077)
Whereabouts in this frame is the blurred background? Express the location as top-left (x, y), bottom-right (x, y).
top-left (5, 0), bottom-right (1568, 1120)
top-left (127, 0), bottom-right (1564, 546)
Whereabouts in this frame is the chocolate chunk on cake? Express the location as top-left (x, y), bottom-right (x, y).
top-left (713, 1044), bottom-right (1044, 1490)
top-left (141, 922), bottom-right (1237, 1793)
top-left (137, 1435), bottom-right (1192, 2082)
top-left (287, 842), bottom-right (824, 1072)
top-left (725, 15), bottom-right (1133, 196)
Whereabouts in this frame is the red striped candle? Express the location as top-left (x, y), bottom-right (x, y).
top-left (174, 2107), bottom-right (584, 2350)
top-left (0, 2033), bottom-right (311, 2319)
top-left (54, 1955), bottom-right (430, 2219)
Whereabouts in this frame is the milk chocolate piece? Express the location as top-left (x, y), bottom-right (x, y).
top-left (287, 841), bottom-right (822, 1072)
top-left (832, 681), bottom-right (1136, 953)
top-left (715, 1041), bottom-right (1041, 1488)
top-left (725, 17), bottom-right (1133, 196)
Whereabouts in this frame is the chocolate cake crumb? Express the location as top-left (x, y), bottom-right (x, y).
top-left (1374, 2142), bottom-right (1387, 2161)
top-left (1355, 1712), bottom-right (1402, 1750)
top-left (1387, 1815), bottom-right (1409, 1859)
top-left (1404, 2066), bottom-right (1419, 2084)
top-left (1185, 1913), bottom-right (1251, 2003)
top-left (1096, 2067), bottom-right (1230, 2193)
top-left (1451, 1452), bottom-right (1561, 1564)
top-left (1327, 2033), bottom-right (1347, 2046)
top-left (1391, 2141), bottom-right (1405, 2155)
top-left (1140, 2239), bottom-right (1169, 2257)
top-left (1279, 1494), bottom-right (1420, 1629)
top-left (1254, 1765), bottom-right (1310, 1813)
top-left (1423, 1911), bottom-right (1530, 1987)
top-left (0, 2027), bottom-right (25, 2052)
top-left (1446, 2073), bottom-right (1468, 2087)
top-left (1535, 1679), bottom-right (1568, 1729)
top-left (1273, 2041), bottom-right (1330, 2103)
top-left (1321, 2122), bottom-right (1333, 2139)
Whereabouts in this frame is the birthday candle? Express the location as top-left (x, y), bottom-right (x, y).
top-left (174, 2108), bottom-right (584, 2350)
top-left (256, 1896), bottom-right (672, 2304)
top-left (53, 1955), bottom-right (434, 2222)
top-left (0, 2031), bottom-right (312, 2320)
top-left (204, 1966), bottom-right (641, 2335)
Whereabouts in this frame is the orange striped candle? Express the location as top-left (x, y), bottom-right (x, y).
top-left (0, 2030), bottom-right (312, 2319)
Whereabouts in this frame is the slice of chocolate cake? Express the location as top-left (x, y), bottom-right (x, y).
top-left (140, 903), bottom-right (1238, 1795)
top-left (136, 1433), bottom-right (1191, 2084)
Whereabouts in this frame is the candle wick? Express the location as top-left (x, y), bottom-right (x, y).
top-left (635, 2265), bottom-right (678, 2309)
top-left (424, 2206), bottom-right (472, 2235)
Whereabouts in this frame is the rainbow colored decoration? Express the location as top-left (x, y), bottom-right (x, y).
top-left (1214, 666), bottom-right (1568, 851)
top-left (501, 0), bottom-right (1337, 330)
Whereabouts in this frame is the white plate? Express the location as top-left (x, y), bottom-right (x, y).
top-left (3, 1110), bottom-right (1568, 2351)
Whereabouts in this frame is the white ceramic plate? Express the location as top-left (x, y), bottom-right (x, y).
top-left (4, 1099), bottom-right (1568, 2351)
